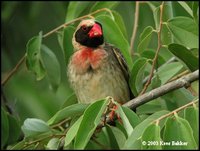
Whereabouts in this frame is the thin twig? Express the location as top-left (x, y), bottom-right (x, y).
top-left (21, 133), bottom-right (65, 149)
top-left (154, 99), bottom-right (198, 124)
top-left (139, 2), bottom-right (165, 95)
top-left (130, 1), bottom-right (140, 56)
top-left (1, 54), bottom-right (26, 86)
top-left (50, 117), bottom-right (71, 129)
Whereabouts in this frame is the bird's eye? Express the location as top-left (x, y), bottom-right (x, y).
top-left (82, 26), bottom-right (87, 31)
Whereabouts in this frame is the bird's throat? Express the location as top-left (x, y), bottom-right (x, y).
top-left (72, 48), bottom-right (108, 73)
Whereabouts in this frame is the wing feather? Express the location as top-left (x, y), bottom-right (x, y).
top-left (105, 43), bottom-right (134, 99)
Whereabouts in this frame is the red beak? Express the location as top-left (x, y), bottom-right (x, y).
top-left (88, 23), bottom-right (102, 38)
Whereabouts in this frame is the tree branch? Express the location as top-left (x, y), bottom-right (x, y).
top-left (124, 70), bottom-right (199, 109)
top-left (139, 1), bottom-right (165, 95)
top-left (130, 1), bottom-right (140, 56)
top-left (1, 54), bottom-right (26, 86)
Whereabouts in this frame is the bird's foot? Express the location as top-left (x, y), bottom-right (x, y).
top-left (109, 105), bottom-right (123, 124)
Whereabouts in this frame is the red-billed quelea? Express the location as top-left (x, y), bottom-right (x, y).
top-left (68, 19), bottom-right (133, 104)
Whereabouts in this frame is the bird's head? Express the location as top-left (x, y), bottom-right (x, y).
top-left (72, 19), bottom-right (104, 51)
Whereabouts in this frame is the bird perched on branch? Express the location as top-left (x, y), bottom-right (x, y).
top-left (68, 19), bottom-right (132, 104)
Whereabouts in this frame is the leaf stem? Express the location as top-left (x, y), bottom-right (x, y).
top-left (139, 1), bottom-right (165, 95)
top-left (50, 117), bottom-right (71, 129)
top-left (22, 133), bottom-right (65, 149)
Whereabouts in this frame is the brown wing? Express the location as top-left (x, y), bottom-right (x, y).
top-left (105, 43), bottom-right (129, 81)
top-left (105, 43), bottom-right (134, 99)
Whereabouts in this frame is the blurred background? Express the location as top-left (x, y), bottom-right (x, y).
top-left (1, 1), bottom-right (191, 124)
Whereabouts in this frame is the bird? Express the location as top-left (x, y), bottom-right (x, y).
top-left (67, 19), bottom-right (133, 104)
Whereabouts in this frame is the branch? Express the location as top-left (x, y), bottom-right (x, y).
top-left (124, 69), bottom-right (199, 109)
top-left (130, 1), bottom-right (140, 56)
top-left (1, 54), bottom-right (26, 86)
top-left (139, 1), bottom-right (165, 95)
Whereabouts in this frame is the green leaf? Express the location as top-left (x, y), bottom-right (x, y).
top-left (142, 124), bottom-right (162, 149)
top-left (192, 2), bottom-right (199, 23)
top-left (41, 45), bottom-right (61, 90)
top-left (136, 98), bottom-right (163, 115)
top-left (154, 62), bottom-right (184, 85)
top-left (136, 61), bottom-right (151, 94)
top-left (106, 125), bottom-right (126, 149)
top-left (105, 125), bottom-right (120, 149)
top-left (129, 58), bottom-right (148, 96)
top-left (152, 2), bottom-right (173, 29)
top-left (191, 81), bottom-right (199, 95)
top-left (162, 88), bottom-right (195, 110)
top-left (90, 2), bottom-right (119, 13)
top-left (137, 26), bottom-right (155, 53)
top-left (162, 23), bottom-right (173, 45)
top-left (65, 2), bottom-right (91, 22)
top-left (85, 127), bottom-right (110, 149)
top-left (123, 110), bottom-right (169, 149)
top-left (21, 118), bottom-right (50, 138)
top-left (46, 138), bottom-right (60, 150)
top-left (168, 43), bottom-right (199, 71)
top-left (141, 49), bottom-right (166, 67)
top-left (64, 116), bottom-right (83, 147)
top-left (167, 17), bottom-right (198, 48)
top-left (96, 15), bottom-right (132, 69)
top-left (9, 140), bottom-right (25, 150)
top-left (61, 93), bottom-right (78, 109)
top-left (184, 106), bottom-right (199, 144)
top-left (190, 48), bottom-right (199, 57)
top-left (112, 11), bottom-right (128, 39)
top-left (121, 106), bottom-right (141, 128)
top-left (115, 105), bottom-right (133, 137)
top-left (1, 107), bottom-right (9, 148)
top-left (148, 74), bottom-right (162, 90)
top-left (163, 116), bottom-right (197, 149)
top-left (115, 121), bottom-right (128, 138)
top-left (57, 31), bottom-right (64, 51)
top-left (178, 1), bottom-right (193, 17)
top-left (62, 26), bottom-right (75, 64)
top-left (7, 115), bottom-right (21, 145)
top-left (47, 103), bottom-right (88, 125)
top-left (114, 105), bottom-right (141, 138)
top-left (74, 99), bottom-right (108, 149)
top-left (26, 31), bottom-right (46, 80)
